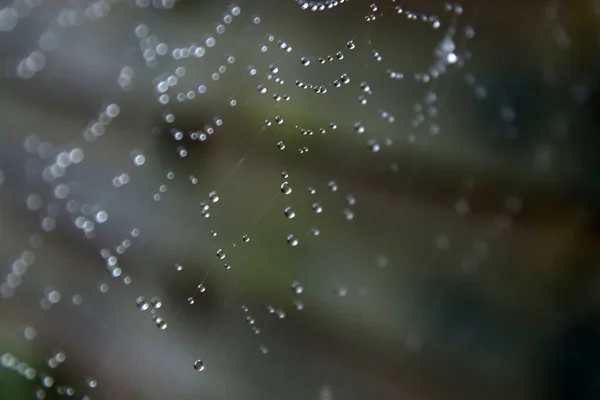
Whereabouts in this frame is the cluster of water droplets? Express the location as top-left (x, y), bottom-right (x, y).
top-left (1, 349), bottom-right (97, 399)
top-left (136, 295), bottom-right (167, 329)
top-left (3, 0), bottom-right (592, 396)
top-left (0, 0), bottom-right (485, 382)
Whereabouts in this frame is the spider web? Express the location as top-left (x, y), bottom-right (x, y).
top-left (1, 0), bottom-right (599, 399)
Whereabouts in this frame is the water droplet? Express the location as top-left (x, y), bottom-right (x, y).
top-left (156, 318), bottom-right (167, 330)
top-left (328, 181), bottom-right (338, 192)
top-left (300, 57), bottom-right (310, 66)
top-left (281, 182), bottom-right (292, 195)
top-left (130, 150), bottom-right (145, 166)
top-left (291, 281), bottom-right (303, 294)
top-left (354, 123), bottom-right (365, 134)
top-left (343, 209), bottom-right (355, 221)
top-left (287, 234), bottom-right (299, 247)
top-left (150, 296), bottom-right (162, 309)
top-left (209, 191), bottom-right (219, 203)
top-left (136, 296), bottom-right (150, 311)
top-left (0, 7), bottom-right (19, 32)
top-left (197, 284), bottom-right (206, 293)
top-left (187, 297), bottom-right (195, 305)
top-left (277, 141), bottom-right (285, 150)
top-left (376, 255), bottom-right (389, 268)
top-left (194, 360), bottom-right (205, 371)
top-left (347, 40), bottom-right (355, 49)
top-left (216, 249), bottom-right (226, 259)
top-left (242, 234), bottom-right (250, 243)
top-left (284, 207), bottom-right (295, 219)
top-left (465, 26), bottom-right (475, 39)
top-left (312, 202), bottom-right (323, 214)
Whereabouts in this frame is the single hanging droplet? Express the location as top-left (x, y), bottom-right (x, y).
top-left (291, 281), bottom-right (303, 294)
top-left (281, 182), bottom-right (292, 195)
top-left (343, 209), bottom-right (355, 221)
top-left (86, 378), bottom-right (97, 389)
top-left (194, 360), bottom-right (205, 371)
top-left (136, 296), bottom-right (150, 311)
top-left (130, 150), bottom-right (146, 166)
top-left (216, 249), bottom-right (226, 259)
top-left (284, 207), bottom-right (295, 219)
top-left (312, 202), bottom-right (323, 214)
top-left (287, 234), bottom-right (299, 247)
top-left (150, 296), bottom-right (162, 309)
top-left (155, 318), bottom-right (167, 330)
